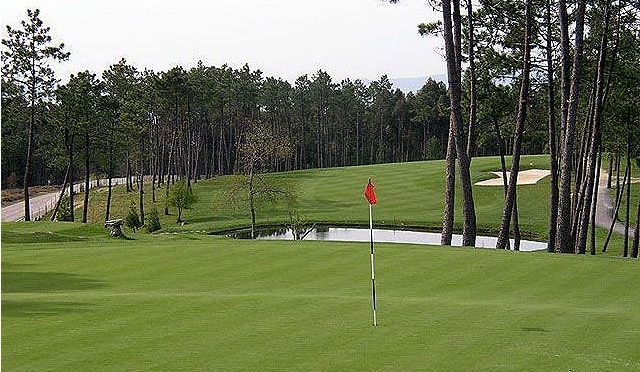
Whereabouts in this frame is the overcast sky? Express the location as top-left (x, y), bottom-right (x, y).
top-left (1, 0), bottom-right (445, 83)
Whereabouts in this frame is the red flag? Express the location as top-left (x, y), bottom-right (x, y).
top-left (364, 179), bottom-right (377, 205)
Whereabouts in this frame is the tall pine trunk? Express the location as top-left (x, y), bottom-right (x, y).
top-left (139, 137), bottom-right (145, 225)
top-left (606, 154), bottom-right (613, 189)
top-left (442, 0), bottom-right (476, 246)
top-left (51, 160), bottom-right (71, 221)
top-left (23, 95), bottom-right (36, 221)
top-left (631, 196), bottom-right (640, 258)
top-left (623, 132), bottom-right (631, 257)
top-left (441, 123), bottom-right (456, 245)
top-left (512, 191), bottom-right (521, 251)
top-left (555, 0), bottom-right (587, 253)
top-left (165, 129), bottom-right (176, 215)
top-left (546, 0), bottom-right (559, 252)
top-left (574, 0), bottom-right (612, 254)
top-left (494, 119), bottom-right (511, 250)
top-left (496, 0), bottom-right (532, 251)
top-left (248, 159), bottom-right (256, 239)
top-left (603, 163), bottom-right (628, 253)
top-left (126, 154), bottom-right (132, 192)
top-left (82, 130), bottom-right (90, 223)
top-left (105, 165), bottom-right (113, 222)
top-left (589, 151), bottom-right (602, 255)
top-left (465, 0), bottom-right (477, 159)
top-left (69, 139), bottom-right (75, 222)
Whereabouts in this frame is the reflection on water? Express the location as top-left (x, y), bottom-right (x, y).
top-left (231, 227), bottom-right (546, 251)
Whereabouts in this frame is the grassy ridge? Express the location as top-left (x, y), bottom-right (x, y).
top-left (2, 222), bottom-right (639, 371)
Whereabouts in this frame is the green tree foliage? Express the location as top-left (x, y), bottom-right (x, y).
top-left (125, 203), bottom-right (142, 232)
top-left (145, 206), bottom-right (161, 233)
top-left (55, 197), bottom-right (73, 222)
top-left (168, 180), bottom-right (196, 222)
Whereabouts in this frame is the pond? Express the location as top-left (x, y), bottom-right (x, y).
top-left (231, 226), bottom-right (547, 252)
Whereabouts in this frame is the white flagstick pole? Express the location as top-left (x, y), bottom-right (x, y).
top-left (369, 203), bottom-right (377, 326)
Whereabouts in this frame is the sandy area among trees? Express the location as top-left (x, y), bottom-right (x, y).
top-left (475, 169), bottom-right (551, 186)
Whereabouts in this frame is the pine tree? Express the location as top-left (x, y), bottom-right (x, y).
top-left (1, 8), bottom-right (69, 220)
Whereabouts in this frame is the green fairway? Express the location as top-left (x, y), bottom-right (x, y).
top-left (2, 222), bottom-right (639, 371)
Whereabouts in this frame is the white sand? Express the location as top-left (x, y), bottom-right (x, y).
top-left (475, 169), bottom-right (551, 186)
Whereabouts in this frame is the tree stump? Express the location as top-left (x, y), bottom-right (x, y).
top-left (104, 219), bottom-right (124, 237)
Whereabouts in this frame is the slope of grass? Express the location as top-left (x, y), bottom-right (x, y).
top-left (84, 155), bottom-right (552, 237)
top-left (1, 222), bottom-right (639, 371)
top-left (78, 155), bottom-right (637, 256)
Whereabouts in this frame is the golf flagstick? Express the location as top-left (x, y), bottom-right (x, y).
top-left (364, 178), bottom-right (377, 326)
top-left (370, 203), bottom-right (377, 326)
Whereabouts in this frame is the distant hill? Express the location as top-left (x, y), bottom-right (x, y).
top-left (358, 74), bottom-right (446, 93)
top-left (391, 74), bottom-right (447, 93)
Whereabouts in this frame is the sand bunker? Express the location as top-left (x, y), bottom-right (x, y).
top-left (475, 169), bottom-right (551, 186)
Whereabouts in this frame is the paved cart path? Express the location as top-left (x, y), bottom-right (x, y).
top-left (595, 169), bottom-right (637, 236)
top-left (1, 177), bottom-right (127, 222)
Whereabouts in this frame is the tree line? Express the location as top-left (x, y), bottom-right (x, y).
top-left (2, 9), bottom-right (539, 219)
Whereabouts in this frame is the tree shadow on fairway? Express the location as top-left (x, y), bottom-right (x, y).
top-left (2, 300), bottom-right (93, 317)
top-left (521, 327), bottom-right (549, 332)
top-left (186, 215), bottom-right (239, 224)
top-left (2, 272), bottom-right (106, 293)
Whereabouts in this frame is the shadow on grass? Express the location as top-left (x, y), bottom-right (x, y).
top-left (1, 262), bottom-right (36, 270)
top-left (2, 300), bottom-right (93, 317)
top-left (1, 231), bottom-right (87, 244)
top-left (116, 234), bottom-right (136, 240)
top-left (185, 215), bottom-right (241, 225)
top-left (521, 327), bottom-right (549, 333)
top-left (2, 272), bottom-right (106, 293)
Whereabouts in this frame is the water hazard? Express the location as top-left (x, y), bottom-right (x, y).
top-left (232, 226), bottom-right (547, 252)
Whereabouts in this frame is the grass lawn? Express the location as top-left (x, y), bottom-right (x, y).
top-left (2, 222), bottom-right (639, 371)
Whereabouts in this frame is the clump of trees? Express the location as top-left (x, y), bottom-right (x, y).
top-left (410, 0), bottom-right (639, 256)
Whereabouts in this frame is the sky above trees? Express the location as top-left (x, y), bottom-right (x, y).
top-left (0, 0), bottom-right (444, 83)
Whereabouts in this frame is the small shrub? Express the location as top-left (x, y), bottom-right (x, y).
top-left (56, 197), bottom-right (73, 221)
top-left (145, 206), bottom-right (161, 233)
top-left (125, 203), bottom-right (142, 232)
